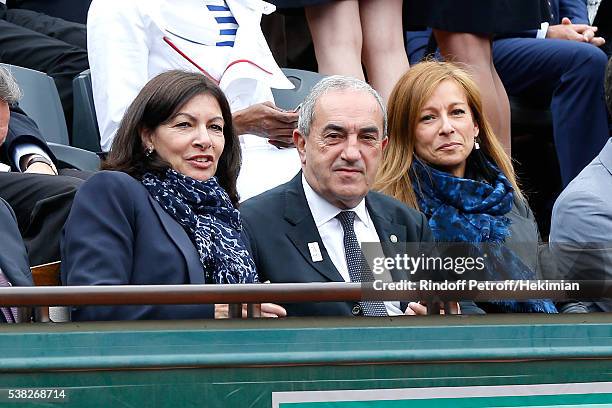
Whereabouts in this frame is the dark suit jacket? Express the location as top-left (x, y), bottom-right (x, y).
top-left (240, 173), bottom-right (437, 317)
top-left (61, 171), bottom-right (215, 321)
top-left (1, 106), bottom-right (55, 170)
top-left (0, 197), bottom-right (32, 287)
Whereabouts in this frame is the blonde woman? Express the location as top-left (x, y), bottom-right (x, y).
top-left (376, 61), bottom-right (556, 314)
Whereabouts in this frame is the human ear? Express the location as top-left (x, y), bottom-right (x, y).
top-left (140, 127), bottom-right (154, 152)
top-left (381, 136), bottom-right (389, 151)
top-left (293, 129), bottom-right (307, 165)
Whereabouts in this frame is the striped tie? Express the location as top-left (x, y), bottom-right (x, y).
top-left (336, 211), bottom-right (388, 317)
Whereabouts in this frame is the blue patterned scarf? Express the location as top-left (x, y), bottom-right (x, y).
top-left (142, 170), bottom-right (258, 284)
top-left (411, 158), bottom-right (557, 313)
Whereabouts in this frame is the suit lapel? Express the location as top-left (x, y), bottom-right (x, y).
top-left (367, 193), bottom-right (412, 287)
top-left (366, 194), bottom-right (412, 311)
top-left (284, 174), bottom-right (344, 282)
top-left (148, 196), bottom-right (205, 284)
top-left (367, 193), bottom-right (408, 256)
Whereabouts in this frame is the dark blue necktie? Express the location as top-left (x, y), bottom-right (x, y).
top-left (336, 211), bottom-right (387, 317)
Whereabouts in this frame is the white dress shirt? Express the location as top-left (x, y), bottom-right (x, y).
top-left (302, 175), bottom-right (403, 316)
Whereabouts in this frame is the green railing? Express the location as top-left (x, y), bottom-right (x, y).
top-left (1, 284), bottom-right (612, 407)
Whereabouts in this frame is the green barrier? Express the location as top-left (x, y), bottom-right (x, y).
top-left (1, 314), bottom-right (612, 407)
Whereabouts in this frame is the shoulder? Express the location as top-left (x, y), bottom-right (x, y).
top-left (77, 171), bottom-right (148, 204)
top-left (82, 170), bottom-right (141, 190)
top-left (551, 176), bottom-right (610, 243)
top-left (240, 181), bottom-right (289, 217)
top-left (552, 163), bottom-right (609, 216)
top-left (366, 190), bottom-right (426, 222)
top-left (510, 196), bottom-right (534, 219)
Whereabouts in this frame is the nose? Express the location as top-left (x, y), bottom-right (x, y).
top-left (193, 126), bottom-right (213, 149)
top-left (439, 113), bottom-right (455, 136)
top-left (341, 134), bottom-right (361, 162)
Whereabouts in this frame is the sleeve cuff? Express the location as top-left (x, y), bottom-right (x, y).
top-left (13, 143), bottom-right (52, 172)
top-left (536, 22), bottom-right (550, 39)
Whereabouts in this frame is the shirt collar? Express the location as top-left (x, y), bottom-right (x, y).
top-left (302, 174), bottom-right (370, 228)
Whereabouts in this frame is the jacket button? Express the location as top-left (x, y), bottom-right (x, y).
top-left (351, 304), bottom-right (362, 316)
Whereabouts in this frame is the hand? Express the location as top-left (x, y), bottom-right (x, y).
top-left (24, 161), bottom-right (57, 175)
top-left (214, 303), bottom-right (287, 318)
top-left (404, 301), bottom-right (460, 315)
top-left (547, 18), bottom-right (606, 46)
top-left (233, 102), bottom-right (298, 148)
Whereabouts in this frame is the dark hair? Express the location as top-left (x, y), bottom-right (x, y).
top-left (103, 70), bottom-right (241, 206)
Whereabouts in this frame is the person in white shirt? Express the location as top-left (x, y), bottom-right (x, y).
top-left (88, 0), bottom-right (302, 200)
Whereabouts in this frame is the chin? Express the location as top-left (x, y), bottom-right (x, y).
top-left (336, 188), bottom-right (367, 207)
top-left (183, 171), bottom-right (214, 182)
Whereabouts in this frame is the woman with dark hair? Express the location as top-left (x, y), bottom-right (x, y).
top-left (376, 61), bottom-right (557, 314)
top-left (61, 70), bottom-right (286, 321)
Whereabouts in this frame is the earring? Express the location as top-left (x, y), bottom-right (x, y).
top-left (474, 137), bottom-right (481, 150)
top-left (145, 146), bottom-right (154, 156)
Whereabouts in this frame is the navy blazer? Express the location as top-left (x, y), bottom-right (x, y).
top-left (240, 173), bottom-right (438, 317)
top-left (61, 171), bottom-right (215, 321)
top-left (0, 198), bottom-right (32, 287)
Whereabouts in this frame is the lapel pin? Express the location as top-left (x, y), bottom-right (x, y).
top-left (390, 234), bottom-right (398, 243)
top-left (308, 242), bottom-right (323, 262)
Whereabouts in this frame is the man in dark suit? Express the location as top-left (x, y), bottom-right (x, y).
top-left (0, 66), bottom-right (82, 266)
top-left (241, 75), bottom-right (461, 317)
top-left (406, 0), bottom-right (610, 187)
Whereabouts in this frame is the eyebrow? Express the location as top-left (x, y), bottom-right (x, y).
top-left (322, 123), bottom-right (346, 133)
top-left (360, 125), bottom-right (380, 134)
top-left (171, 112), bottom-right (224, 122)
top-left (421, 101), bottom-right (467, 111)
top-left (322, 123), bottom-right (380, 134)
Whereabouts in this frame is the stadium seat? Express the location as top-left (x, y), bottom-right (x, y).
top-left (0, 63), bottom-right (100, 171)
top-left (0, 63), bottom-right (69, 145)
top-left (272, 68), bottom-right (326, 111)
top-left (72, 70), bottom-right (102, 153)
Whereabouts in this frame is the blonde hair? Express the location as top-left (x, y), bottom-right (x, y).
top-left (374, 60), bottom-right (522, 210)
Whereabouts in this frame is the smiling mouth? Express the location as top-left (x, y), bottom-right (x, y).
top-left (187, 156), bottom-right (214, 168)
top-left (192, 157), bottom-right (211, 163)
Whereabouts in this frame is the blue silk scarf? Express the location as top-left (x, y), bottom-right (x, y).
top-left (142, 170), bottom-right (258, 285)
top-left (411, 159), bottom-right (557, 313)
